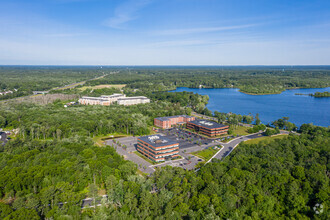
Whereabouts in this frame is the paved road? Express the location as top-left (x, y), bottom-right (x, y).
top-left (207, 132), bottom-right (264, 163)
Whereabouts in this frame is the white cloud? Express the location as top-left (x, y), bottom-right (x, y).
top-left (152, 24), bottom-right (259, 36)
top-left (43, 33), bottom-right (90, 37)
top-left (103, 0), bottom-right (152, 29)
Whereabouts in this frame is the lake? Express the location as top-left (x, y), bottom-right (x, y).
top-left (171, 87), bottom-right (330, 127)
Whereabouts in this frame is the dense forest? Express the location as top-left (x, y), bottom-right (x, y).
top-left (84, 66), bottom-right (330, 94)
top-left (0, 121), bottom-right (328, 219)
top-left (1, 66), bottom-right (329, 100)
top-left (310, 91), bottom-right (330, 97)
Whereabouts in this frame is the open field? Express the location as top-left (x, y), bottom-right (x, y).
top-left (232, 126), bottom-right (250, 136)
top-left (93, 133), bottom-right (130, 146)
top-left (1, 94), bottom-right (78, 105)
top-left (244, 134), bottom-right (288, 144)
top-left (191, 147), bottom-right (220, 161)
top-left (78, 84), bottom-right (126, 91)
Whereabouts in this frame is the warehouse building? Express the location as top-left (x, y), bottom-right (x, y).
top-left (154, 115), bottom-right (195, 129)
top-left (187, 119), bottom-right (229, 137)
top-left (137, 135), bottom-right (179, 162)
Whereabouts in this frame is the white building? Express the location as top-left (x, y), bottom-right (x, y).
top-left (79, 96), bottom-right (111, 106)
top-left (79, 94), bottom-right (149, 106)
top-left (117, 96), bottom-right (150, 106)
top-left (100, 93), bottom-right (126, 104)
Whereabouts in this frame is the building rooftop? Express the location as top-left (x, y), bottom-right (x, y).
top-left (188, 119), bottom-right (228, 129)
top-left (155, 115), bottom-right (194, 121)
top-left (118, 96), bottom-right (149, 100)
top-left (100, 93), bottom-right (125, 98)
top-left (81, 96), bottom-right (109, 101)
top-left (138, 135), bottom-right (178, 147)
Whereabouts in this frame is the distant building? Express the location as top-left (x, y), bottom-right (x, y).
top-left (100, 94), bottom-right (126, 104)
top-left (117, 96), bottom-right (150, 106)
top-left (79, 96), bottom-right (111, 106)
top-left (187, 119), bottom-right (229, 137)
top-left (33, 91), bottom-right (49, 95)
top-left (79, 93), bottom-right (126, 106)
top-left (137, 135), bottom-right (179, 162)
top-left (154, 115), bottom-right (195, 129)
top-left (0, 90), bottom-right (14, 96)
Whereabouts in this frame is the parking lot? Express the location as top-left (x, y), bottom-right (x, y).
top-left (161, 127), bottom-right (213, 148)
top-left (105, 129), bottom-right (215, 173)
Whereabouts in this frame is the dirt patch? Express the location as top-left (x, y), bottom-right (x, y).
top-left (6, 94), bottom-right (78, 105)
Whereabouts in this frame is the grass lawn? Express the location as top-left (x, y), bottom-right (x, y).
top-left (93, 133), bottom-right (129, 146)
top-left (133, 151), bottom-right (157, 165)
top-left (78, 84), bottom-right (126, 91)
top-left (232, 126), bottom-right (250, 136)
top-left (244, 134), bottom-right (288, 145)
top-left (191, 146), bottom-right (221, 161)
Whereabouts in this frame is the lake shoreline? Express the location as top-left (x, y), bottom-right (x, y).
top-left (168, 86), bottom-right (329, 96)
top-left (170, 87), bottom-right (330, 127)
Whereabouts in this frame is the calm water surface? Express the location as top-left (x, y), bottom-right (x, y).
top-left (171, 87), bottom-right (330, 127)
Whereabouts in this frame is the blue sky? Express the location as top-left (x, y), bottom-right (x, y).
top-left (0, 0), bottom-right (329, 65)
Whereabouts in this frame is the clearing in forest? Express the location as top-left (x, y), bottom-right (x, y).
top-left (79, 84), bottom-right (126, 91)
top-left (244, 134), bottom-right (288, 145)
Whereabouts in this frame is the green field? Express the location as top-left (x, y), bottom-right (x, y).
top-left (78, 84), bottom-right (126, 91)
top-left (244, 134), bottom-right (288, 144)
top-left (191, 147), bottom-right (221, 161)
top-left (92, 133), bottom-right (129, 146)
top-left (232, 126), bottom-right (250, 136)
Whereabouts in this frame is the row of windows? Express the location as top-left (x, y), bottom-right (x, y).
top-left (137, 147), bottom-right (178, 160)
top-left (137, 140), bottom-right (179, 151)
top-left (137, 144), bottom-right (179, 156)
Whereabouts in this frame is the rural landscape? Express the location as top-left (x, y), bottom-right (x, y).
top-left (0, 0), bottom-right (329, 219)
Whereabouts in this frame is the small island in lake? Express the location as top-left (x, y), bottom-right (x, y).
top-left (295, 91), bottom-right (330, 97)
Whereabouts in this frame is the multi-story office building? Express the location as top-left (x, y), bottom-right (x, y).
top-left (187, 119), bottom-right (229, 137)
top-left (117, 96), bottom-right (150, 106)
top-left (137, 135), bottom-right (179, 162)
top-left (101, 93), bottom-right (126, 104)
top-left (154, 115), bottom-right (195, 129)
top-left (78, 96), bottom-right (111, 106)
top-left (79, 93), bottom-right (126, 106)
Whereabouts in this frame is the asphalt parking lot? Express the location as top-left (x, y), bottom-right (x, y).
top-left (105, 129), bottom-right (223, 173)
top-left (105, 132), bottom-right (211, 173)
top-left (162, 127), bottom-right (213, 148)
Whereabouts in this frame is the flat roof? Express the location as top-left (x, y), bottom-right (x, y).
top-left (138, 135), bottom-right (178, 147)
top-left (118, 96), bottom-right (149, 100)
top-left (155, 115), bottom-right (194, 121)
top-left (188, 119), bottom-right (228, 129)
top-left (80, 96), bottom-right (109, 101)
top-left (101, 93), bottom-right (125, 98)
